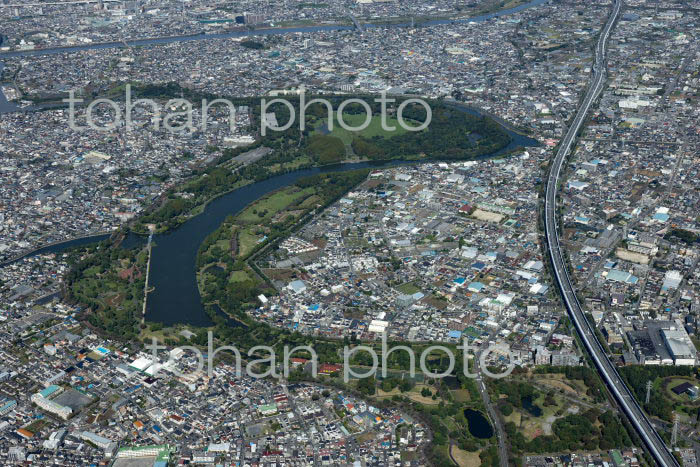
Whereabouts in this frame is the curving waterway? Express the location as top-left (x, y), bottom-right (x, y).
top-left (149, 161), bottom-right (407, 326)
top-left (0, 0), bottom-right (545, 325)
top-left (147, 117), bottom-right (537, 326)
top-left (5, 117), bottom-right (537, 325)
top-left (156, 129), bottom-right (539, 327)
top-left (0, 0), bottom-right (548, 112)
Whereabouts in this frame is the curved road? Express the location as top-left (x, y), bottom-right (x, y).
top-left (543, 0), bottom-right (679, 465)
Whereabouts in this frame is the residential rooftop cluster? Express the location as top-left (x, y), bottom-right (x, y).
top-left (524, 448), bottom-right (653, 467)
top-left (557, 3), bottom-right (700, 367)
top-left (4, 0), bottom-right (605, 139)
top-left (0, 104), bottom-right (253, 263)
top-left (0, 282), bottom-right (428, 465)
top-left (254, 159), bottom-right (581, 367)
top-left (0, 0), bottom-right (595, 53)
top-left (0, 0), bottom-right (339, 52)
top-left (0, 0), bottom-right (699, 464)
top-left (0, 0), bottom-right (610, 263)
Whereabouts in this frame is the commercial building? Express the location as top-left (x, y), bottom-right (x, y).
top-left (627, 321), bottom-right (696, 366)
top-left (661, 328), bottom-right (696, 366)
top-left (0, 400), bottom-right (16, 415)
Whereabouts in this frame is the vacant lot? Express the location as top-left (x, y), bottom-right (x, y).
top-left (450, 445), bottom-right (481, 467)
top-left (238, 228), bottom-right (263, 257)
top-left (406, 384), bottom-right (440, 405)
top-left (396, 282), bottom-right (421, 294)
top-left (534, 373), bottom-right (589, 400)
top-left (451, 388), bottom-right (472, 403)
top-left (471, 209), bottom-right (504, 223)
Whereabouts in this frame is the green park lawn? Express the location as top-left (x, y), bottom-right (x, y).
top-left (237, 187), bottom-right (314, 224)
top-left (313, 111), bottom-right (415, 145)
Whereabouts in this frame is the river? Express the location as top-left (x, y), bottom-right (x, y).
top-left (3, 119), bottom-right (537, 325)
top-left (0, 0), bottom-right (548, 112)
top-left (149, 161), bottom-right (407, 326)
top-left (147, 121), bottom-right (536, 326)
top-left (0, 0), bottom-right (547, 60)
top-left (1, 0), bottom-right (544, 325)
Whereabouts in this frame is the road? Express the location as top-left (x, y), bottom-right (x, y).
top-left (0, 0), bottom-right (119, 6)
top-left (284, 385), bottom-right (320, 466)
top-left (542, 0), bottom-right (680, 465)
top-left (474, 345), bottom-right (509, 467)
top-left (141, 230), bottom-right (154, 324)
top-left (663, 43), bottom-right (699, 102)
top-left (348, 12), bottom-right (366, 33)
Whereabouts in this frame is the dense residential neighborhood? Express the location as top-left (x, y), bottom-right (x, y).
top-left (0, 0), bottom-right (699, 465)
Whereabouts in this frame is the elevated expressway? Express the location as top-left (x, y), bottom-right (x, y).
top-left (543, 0), bottom-right (679, 465)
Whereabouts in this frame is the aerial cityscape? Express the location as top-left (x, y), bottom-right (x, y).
top-left (0, 0), bottom-right (699, 466)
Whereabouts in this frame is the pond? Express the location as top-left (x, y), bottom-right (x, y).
top-left (522, 395), bottom-right (543, 417)
top-left (442, 375), bottom-right (461, 390)
top-left (464, 409), bottom-right (494, 439)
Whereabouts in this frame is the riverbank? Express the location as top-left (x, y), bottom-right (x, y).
top-left (0, 0), bottom-right (548, 117)
top-left (144, 122), bottom-right (535, 327)
top-left (0, 230), bottom-right (114, 267)
top-left (0, 0), bottom-right (546, 59)
top-left (195, 169), bottom-right (371, 324)
top-left (446, 99), bottom-right (535, 137)
top-left (0, 107), bottom-right (529, 278)
top-left (130, 99), bottom-right (515, 235)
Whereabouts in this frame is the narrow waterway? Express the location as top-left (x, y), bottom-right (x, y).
top-left (0, 0), bottom-right (547, 61)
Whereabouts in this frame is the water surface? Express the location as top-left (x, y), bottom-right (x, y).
top-left (464, 409), bottom-right (494, 439)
